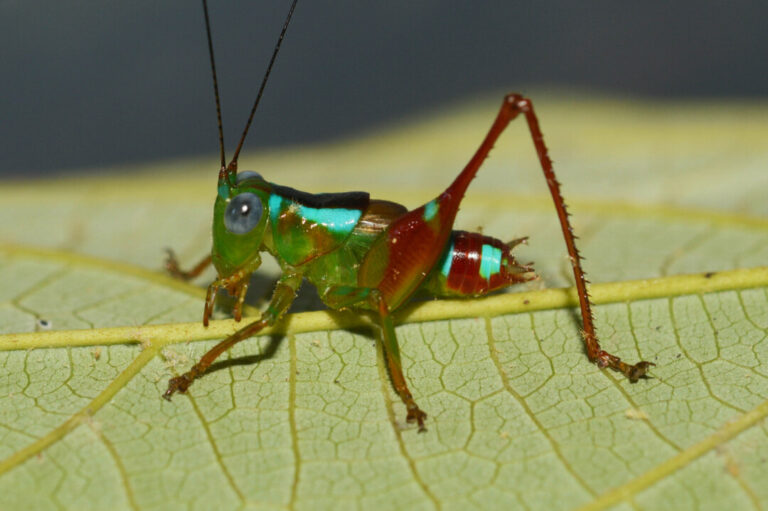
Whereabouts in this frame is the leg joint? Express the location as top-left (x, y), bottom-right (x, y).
top-left (503, 93), bottom-right (531, 112)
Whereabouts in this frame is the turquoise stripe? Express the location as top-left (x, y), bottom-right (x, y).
top-left (218, 181), bottom-right (230, 200)
top-left (423, 200), bottom-right (438, 221)
top-left (298, 205), bottom-right (361, 234)
top-left (440, 241), bottom-right (455, 277)
top-left (479, 244), bottom-right (502, 281)
top-left (268, 194), bottom-right (284, 224)
top-left (269, 193), bottom-right (361, 235)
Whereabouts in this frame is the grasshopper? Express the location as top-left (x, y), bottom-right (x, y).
top-left (164, 0), bottom-right (653, 431)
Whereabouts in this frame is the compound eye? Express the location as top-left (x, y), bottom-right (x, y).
top-left (224, 192), bottom-right (262, 234)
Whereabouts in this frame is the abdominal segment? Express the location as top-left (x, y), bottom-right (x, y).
top-left (423, 230), bottom-right (536, 298)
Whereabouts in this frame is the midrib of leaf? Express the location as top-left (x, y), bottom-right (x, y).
top-left (1, 263), bottom-right (766, 352)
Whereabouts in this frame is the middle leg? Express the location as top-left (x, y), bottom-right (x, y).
top-left (322, 285), bottom-right (428, 431)
top-left (374, 292), bottom-right (428, 432)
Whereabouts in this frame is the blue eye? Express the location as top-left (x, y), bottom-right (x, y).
top-left (224, 192), bottom-right (262, 234)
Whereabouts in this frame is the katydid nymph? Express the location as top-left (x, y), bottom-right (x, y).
top-left (163, 0), bottom-right (654, 431)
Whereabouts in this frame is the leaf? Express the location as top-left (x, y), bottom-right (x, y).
top-left (1, 96), bottom-right (767, 510)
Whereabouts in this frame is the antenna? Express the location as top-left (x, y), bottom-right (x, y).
top-left (228, 0), bottom-right (299, 175)
top-left (201, 0), bottom-right (226, 170)
top-left (202, 0), bottom-right (299, 184)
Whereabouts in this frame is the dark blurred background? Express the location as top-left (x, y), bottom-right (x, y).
top-left (1, 1), bottom-right (766, 178)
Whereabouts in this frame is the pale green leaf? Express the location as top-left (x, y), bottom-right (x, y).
top-left (1, 96), bottom-right (767, 510)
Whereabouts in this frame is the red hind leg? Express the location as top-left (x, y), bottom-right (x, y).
top-left (499, 94), bottom-right (653, 381)
top-left (363, 93), bottom-right (653, 381)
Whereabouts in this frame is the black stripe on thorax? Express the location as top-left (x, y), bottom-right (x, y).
top-left (271, 183), bottom-right (370, 211)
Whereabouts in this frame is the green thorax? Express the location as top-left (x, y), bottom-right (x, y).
top-left (267, 183), bottom-right (370, 266)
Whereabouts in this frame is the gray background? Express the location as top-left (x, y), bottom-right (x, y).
top-left (1, 1), bottom-right (766, 178)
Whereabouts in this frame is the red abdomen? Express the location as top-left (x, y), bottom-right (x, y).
top-left (424, 230), bottom-right (535, 297)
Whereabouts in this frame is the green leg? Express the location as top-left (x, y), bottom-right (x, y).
top-left (375, 294), bottom-right (427, 432)
top-left (322, 286), bottom-right (427, 431)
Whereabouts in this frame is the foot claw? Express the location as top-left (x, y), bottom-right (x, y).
top-left (595, 350), bottom-right (655, 383)
top-left (164, 248), bottom-right (185, 280)
top-left (163, 374), bottom-right (192, 401)
top-left (406, 407), bottom-right (428, 432)
top-left (626, 361), bottom-right (655, 383)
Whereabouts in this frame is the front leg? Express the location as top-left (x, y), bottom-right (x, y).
top-left (202, 269), bottom-right (252, 326)
top-left (164, 271), bottom-right (302, 399)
